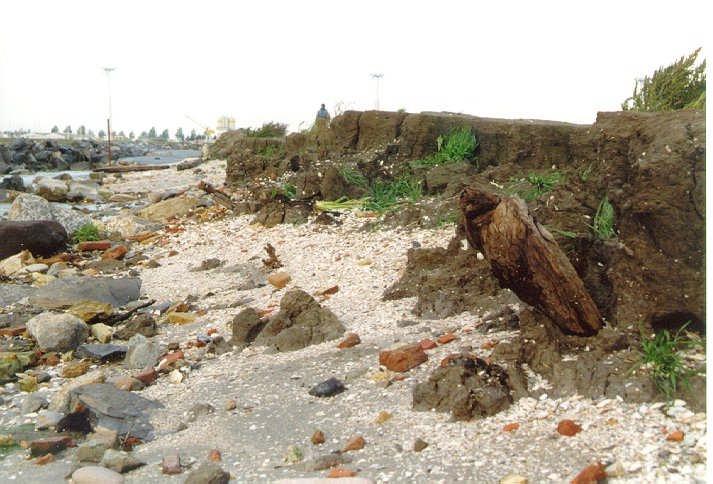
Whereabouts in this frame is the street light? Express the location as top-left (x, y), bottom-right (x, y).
top-left (103, 67), bottom-right (116, 165)
top-left (370, 73), bottom-right (383, 110)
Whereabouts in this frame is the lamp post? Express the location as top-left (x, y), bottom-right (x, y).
top-left (103, 67), bottom-right (115, 165)
top-left (370, 73), bottom-right (383, 110)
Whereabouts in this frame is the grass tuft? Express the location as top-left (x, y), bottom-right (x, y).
top-left (72, 223), bottom-right (100, 243)
top-left (592, 196), bottom-right (615, 239)
top-left (363, 177), bottom-right (423, 212)
top-left (410, 127), bottom-right (478, 168)
top-left (338, 167), bottom-right (368, 189)
top-left (507, 171), bottom-right (563, 201)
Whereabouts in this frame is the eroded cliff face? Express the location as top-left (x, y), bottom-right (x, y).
top-left (212, 109), bottom-right (705, 333)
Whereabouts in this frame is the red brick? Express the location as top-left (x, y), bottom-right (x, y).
top-left (379, 344), bottom-right (427, 372)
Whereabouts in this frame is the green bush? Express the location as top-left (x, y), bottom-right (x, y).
top-left (622, 48), bottom-right (706, 112)
top-left (507, 171), bottom-right (563, 201)
top-left (338, 167), bottom-right (368, 189)
top-left (72, 223), bottom-right (100, 243)
top-left (592, 196), bottom-right (615, 240)
top-left (411, 126), bottom-right (478, 168)
top-left (245, 122), bottom-right (288, 138)
top-left (363, 177), bottom-right (423, 212)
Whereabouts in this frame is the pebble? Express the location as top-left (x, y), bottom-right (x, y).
top-left (71, 466), bottom-right (124, 484)
top-left (342, 436), bottom-right (365, 452)
top-left (267, 271), bottom-right (291, 288)
top-left (413, 438), bottom-right (428, 452)
top-left (500, 475), bottom-right (528, 484)
top-left (308, 377), bottom-right (345, 397)
top-left (162, 453), bottom-right (182, 474)
top-left (311, 430), bottom-right (326, 445)
top-left (556, 419), bottom-right (582, 437)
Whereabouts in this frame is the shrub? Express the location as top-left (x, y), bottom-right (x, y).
top-left (245, 122), bottom-right (288, 138)
top-left (622, 48), bottom-right (706, 112)
top-left (363, 177), bottom-right (423, 213)
top-left (508, 171), bottom-right (563, 201)
top-left (72, 223), bottom-right (100, 243)
top-left (592, 196), bottom-right (615, 240)
top-left (411, 127), bottom-right (478, 168)
top-left (338, 167), bottom-right (368, 189)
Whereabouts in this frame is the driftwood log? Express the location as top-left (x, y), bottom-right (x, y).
top-left (459, 187), bottom-right (602, 336)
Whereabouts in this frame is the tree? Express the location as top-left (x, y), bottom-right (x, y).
top-left (140, 131), bottom-right (148, 139)
top-left (160, 129), bottom-right (169, 140)
top-left (51, 125), bottom-right (59, 134)
top-left (622, 48), bottom-right (706, 112)
top-left (189, 129), bottom-right (197, 141)
top-left (148, 127), bottom-right (157, 138)
top-left (63, 125), bottom-right (72, 134)
top-left (175, 127), bottom-right (184, 141)
top-left (129, 131), bottom-right (135, 140)
top-left (88, 129), bottom-right (95, 138)
top-left (118, 131), bottom-right (126, 138)
top-left (98, 130), bottom-right (106, 138)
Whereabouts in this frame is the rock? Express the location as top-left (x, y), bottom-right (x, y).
top-left (309, 377), bottom-right (346, 397)
top-left (342, 436), bottom-right (365, 452)
top-left (101, 449), bottom-right (146, 473)
top-left (23, 263), bottom-right (49, 273)
top-left (162, 453), bottom-right (182, 474)
top-left (104, 213), bottom-right (161, 238)
top-left (134, 367), bottom-right (158, 385)
top-left (184, 462), bottom-right (230, 484)
top-left (294, 453), bottom-right (353, 472)
top-left (137, 195), bottom-right (199, 222)
top-left (166, 311), bottom-right (197, 324)
top-left (102, 245), bottom-right (128, 261)
top-left (413, 438), bottom-right (428, 452)
top-left (0, 174), bottom-right (24, 191)
top-left (8, 193), bottom-right (92, 234)
top-left (666, 430), bottom-right (685, 442)
top-left (275, 479), bottom-right (370, 484)
top-left (0, 249), bottom-right (35, 276)
top-left (0, 351), bottom-right (37, 383)
top-left (311, 430), bottom-right (325, 445)
top-left (253, 289), bottom-right (345, 351)
top-left (437, 332), bottom-right (456, 344)
top-left (168, 369), bottom-right (183, 384)
top-left (91, 323), bottom-right (114, 343)
top-left (503, 422), bottom-right (520, 432)
top-left (114, 314), bottom-right (157, 340)
top-left (230, 308), bottom-right (267, 345)
top-left (208, 449), bottom-right (222, 462)
top-left (66, 181), bottom-right (100, 202)
top-left (0, 221), bottom-right (68, 260)
top-left (34, 453), bottom-right (55, 465)
top-left (71, 466), bottom-right (124, 484)
top-left (374, 411), bottom-right (392, 424)
top-left (77, 240), bottom-right (113, 251)
top-left (500, 475), bottom-right (528, 484)
top-left (36, 410), bottom-right (64, 430)
top-left (571, 463), bottom-right (605, 484)
top-left (62, 359), bottom-right (91, 378)
top-left (29, 436), bottom-right (73, 456)
top-left (328, 468), bottom-right (358, 478)
top-left (337, 333), bottom-right (361, 349)
top-left (220, 262), bottom-right (267, 290)
top-left (29, 276), bottom-right (141, 309)
top-left (124, 334), bottom-right (162, 369)
top-left (49, 369), bottom-right (105, 412)
top-left (76, 439), bottom-right (108, 462)
top-left (224, 399), bottom-right (237, 411)
top-left (267, 271), bottom-right (291, 289)
top-left (413, 355), bottom-right (512, 420)
top-left (34, 176), bottom-right (68, 201)
top-left (191, 258), bottom-right (223, 271)
top-left (557, 419), bottom-right (582, 437)
top-left (186, 403), bottom-right (215, 422)
top-left (419, 339), bottom-right (437, 350)
top-left (379, 344), bottom-right (428, 372)
top-left (76, 344), bottom-right (128, 362)
top-left (21, 393), bottom-right (47, 414)
top-left (26, 312), bottom-right (89, 351)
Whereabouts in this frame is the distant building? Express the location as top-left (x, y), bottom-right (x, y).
top-left (216, 116), bottom-right (236, 136)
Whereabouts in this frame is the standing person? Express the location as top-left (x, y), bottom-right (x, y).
top-left (316, 103), bottom-right (330, 122)
top-left (314, 104), bottom-right (331, 158)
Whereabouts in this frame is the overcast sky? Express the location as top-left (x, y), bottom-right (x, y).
top-left (0, 0), bottom-right (707, 135)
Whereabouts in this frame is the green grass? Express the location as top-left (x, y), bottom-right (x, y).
top-left (315, 197), bottom-right (367, 212)
top-left (245, 122), bottom-right (287, 138)
top-left (579, 164), bottom-right (594, 182)
top-left (410, 126), bottom-right (478, 168)
top-left (507, 171), bottom-right (563, 201)
top-left (640, 322), bottom-right (703, 400)
top-left (363, 177), bottom-right (423, 212)
top-left (257, 145), bottom-right (281, 157)
top-left (591, 196), bottom-right (615, 239)
top-left (270, 183), bottom-right (297, 201)
top-left (72, 223), bottom-right (100, 243)
top-left (338, 167), bottom-right (368, 189)
top-left (549, 228), bottom-right (578, 239)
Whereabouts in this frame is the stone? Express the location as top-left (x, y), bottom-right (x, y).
top-left (36, 410), bottom-right (64, 430)
top-left (413, 438), bottom-right (428, 452)
top-left (62, 359), bottom-right (91, 378)
top-left (328, 468), bottom-right (358, 478)
top-left (557, 419), bottom-right (582, 437)
top-left (102, 245), bottom-right (128, 261)
top-left (342, 436), bottom-right (365, 452)
top-left (101, 449), bottom-right (146, 473)
top-left (34, 176), bottom-right (69, 201)
top-left (208, 449), bottom-right (222, 462)
top-left (419, 339), bottom-right (437, 350)
top-left (500, 475), bottom-right (528, 484)
top-left (110, 376), bottom-right (145, 391)
top-left (267, 271), bottom-right (291, 288)
top-left (76, 439), bottom-right (108, 462)
top-left (34, 453), bottom-right (55, 465)
top-left (294, 453), bottom-right (353, 472)
top-left (0, 220), bottom-right (68, 259)
top-left (308, 377), bottom-right (345, 397)
top-left (162, 453), bottom-right (182, 474)
top-left (49, 369), bottom-right (105, 412)
top-left (134, 367), bottom-right (158, 385)
top-left (29, 436), bottom-right (74, 456)
top-left (0, 283), bottom-right (36, 307)
top-left (26, 312), bottom-right (89, 352)
top-left (220, 262), bottom-right (267, 290)
top-left (374, 411), bottom-right (392, 424)
top-left (21, 393), bottom-right (47, 414)
top-left (29, 276), bottom-right (141, 309)
top-left (104, 213), bottom-right (161, 238)
top-left (253, 289), bottom-right (346, 352)
top-left (23, 263), bottom-right (49, 273)
top-left (137, 195), bottom-right (199, 222)
top-left (379, 344), bottom-right (428, 372)
top-left (75, 344), bottom-right (127, 362)
top-left (230, 308), bottom-right (267, 345)
top-left (503, 422), bottom-right (520, 432)
top-left (166, 311), bottom-right (197, 324)
top-left (8, 193), bottom-right (92, 234)
top-left (168, 369), bottom-right (183, 384)
top-left (571, 463), bottom-right (605, 484)
top-left (124, 334), bottom-right (162, 369)
top-left (184, 462), bottom-right (230, 484)
top-left (311, 430), bottom-right (325, 445)
top-left (437, 332), bottom-right (456, 344)
top-left (186, 402), bottom-right (215, 422)
top-left (337, 333), bottom-right (361, 349)
top-left (666, 430), bottom-right (684, 442)
top-left (77, 240), bottom-right (112, 251)
top-left (0, 249), bottom-right (34, 276)
top-left (114, 314), bottom-right (158, 340)
top-left (91, 323), bottom-right (114, 343)
top-left (71, 466), bottom-right (124, 484)
top-left (413, 355), bottom-right (512, 420)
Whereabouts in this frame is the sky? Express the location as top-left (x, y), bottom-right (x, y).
top-left (0, 0), bottom-right (708, 136)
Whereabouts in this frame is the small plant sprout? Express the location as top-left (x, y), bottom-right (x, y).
top-left (592, 196), bottom-right (616, 239)
top-left (72, 223), bottom-right (100, 243)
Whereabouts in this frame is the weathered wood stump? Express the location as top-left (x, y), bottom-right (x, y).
top-left (459, 187), bottom-right (602, 336)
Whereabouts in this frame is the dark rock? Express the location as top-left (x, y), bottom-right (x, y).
top-left (184, 462), bottom-right (230, 484)
top-left (29, 436), bottom-right (74, 457)
top-left (308, 377), bottom-right (346, 397)
top-left (253, 289), bottom-right (345, 352)
top-left (124, 334), bottom-right (162, 369)
top-left (413, 354), bottom-right (513, 420)
top-left (75, 343), bottom-right (128, 362)
top-left (100, 449), bottom-right (146, 473)
top-left (28, 276), bottom-right (141, 309)
top-left (114, 313), bottom-right (158, 340)
top-left (191, 258), bottom-right (223, 272)
top-left (21, 393), bottom-right (48, 414)
top-left (0, 220), bottom-right (68, 259)
top-left (0, 284), bottom-right (36, 306)
top-left (413, 438), bottom-right (429, 452)
top-left (295, 453), bottom-right (352, 472)
top-left (0, 174), bottom-right (25, 191)
top-left (229, 308), bottom-right (267, 345)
